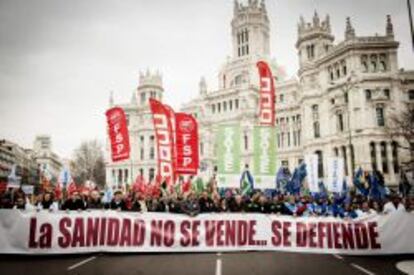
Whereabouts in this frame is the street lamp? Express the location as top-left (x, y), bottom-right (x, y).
top-left (329, 71), bottom-right (359, 177)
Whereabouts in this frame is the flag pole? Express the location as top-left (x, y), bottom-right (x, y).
top-left (408, 0), bottom-right (414, 51)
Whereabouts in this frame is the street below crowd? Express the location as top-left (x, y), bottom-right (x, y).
top-left (0, 252), bottom-right (413, 275)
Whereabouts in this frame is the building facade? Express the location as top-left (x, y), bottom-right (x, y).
top-left (33, 135), bottom-right (62, 181)
top-left (106, 0), bottom-right (414, 187)
top-left (0, 140), bottom-right (39, 185)
top-left (105, 71), bottom-right (163, 187)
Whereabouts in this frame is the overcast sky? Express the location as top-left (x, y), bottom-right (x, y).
top-left (0, 0), bottom-right (413, 158)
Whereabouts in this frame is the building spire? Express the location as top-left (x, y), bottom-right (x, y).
top-left (325, 14), bottom-right (331, 33)
top-left (131, 90), bottom-right (136, 104)
top-left (313, 10), bottom-right (320, 27)
top-left (233, 0), bottom-right (239, 15)
top-left (345, 17), bottom-right (356, 40)
top-left (386, 14), bottom-right (394, 37)
top-left (260, 0), bottom-right (266, 11)
top-left (199, 76), bottom-right (207, 96)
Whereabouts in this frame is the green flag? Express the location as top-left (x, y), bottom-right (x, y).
top-left (216, 125), bottom-right (242, 188)
top-left (253, 126), bottom-right (277, 189)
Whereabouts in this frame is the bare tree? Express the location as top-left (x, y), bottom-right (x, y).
top-left (70, 139), bottom-right (106, 187)
top-left (387, 103), bottom-right (414, 178)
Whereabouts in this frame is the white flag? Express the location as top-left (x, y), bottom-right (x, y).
top-left (305, 154), bottom-right (319, 193)
top-left (327, 157), bottom-right (344, 193)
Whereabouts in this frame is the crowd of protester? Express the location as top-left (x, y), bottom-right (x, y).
top-left (0, 177), bottom-right (413, 218)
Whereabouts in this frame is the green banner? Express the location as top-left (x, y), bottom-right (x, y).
top-left (216, 125), bottom-right (241, 188)
top-left (253, 126), bottom-right (277, 189)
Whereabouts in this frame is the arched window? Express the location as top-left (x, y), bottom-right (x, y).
top-left (380, 141), bottom-right (388, 174)
top-left (376, 106), bottom-right (385, 126)
top-left (313, 121), bottom-right (320, 138)
top-left (342, 60), bottom-right (347, 75)
top-left (361, 55), bottom-right (368, 72)
top-left (379, 54), bottom-right (387, 72)
top-left (392, 141), bottom-right (399, 173)
top-left (370, 55), bottom-right (377, 72)
top-left (118, 169), bottom-right (123, 186)
top-left (149, 168), bottom-right (155, 182)
top-left (380, 61), bottom-right (387, 72)
top-left (234, 74), bottom-right (243, 86)
top-left (312, 104), bottom-right (319, 120)
top-left (124, 169), bottom-right (129, 184)
top-left (370, 142), bottom-right (377, 171)
top-left (337, 113), bottom-right (344, 132)
top-left (315, 150), bottom-right (324, 177)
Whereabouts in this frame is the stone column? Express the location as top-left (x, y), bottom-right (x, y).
top-left (387, 141), bottom-right (395, 183)
top-left (346, 145), bottom-right (353, 176)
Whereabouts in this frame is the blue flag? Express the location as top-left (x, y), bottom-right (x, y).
top-left (368, 171), bottom-right (386, 201)
top-left (276, 166), bottom-right (291, 192)
top-left (353, 168), bottom-right (369, 196)
top-left (286, 163), bottom-right (307, 195)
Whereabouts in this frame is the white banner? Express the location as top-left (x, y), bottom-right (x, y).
top-left (305, 154), bottom-right (319, 193)
top-left (327, 157), bottom-right (345, 193)
top-left (0, 210), bottom-right (413, 255)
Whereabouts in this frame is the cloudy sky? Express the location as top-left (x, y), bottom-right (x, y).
top-left (0, 0), bottom-right (413, 158)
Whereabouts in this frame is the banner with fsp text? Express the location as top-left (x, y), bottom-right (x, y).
top-left (175, 112), bottom-right (199, 175)
top-left (0, 210), bottom-right (413, 255)
top-left (105, 107), bottom-right (130, 162)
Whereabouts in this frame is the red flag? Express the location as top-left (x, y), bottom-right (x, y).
top-left (54, 182), bottom-right (62, 200)
top-left (105, 107), bottom-right (130, 162)
top-left (257, 61), bottom-right (276, 126)
top-left (175, 113), bottom-right (199, 175)
top-left (149, 99), bottom-right (175, 185)
top-left (67, 181), bottom-right (77, 196)
top-left (182, 178), bottom-right (191, 193)
top-left (164, 104), bottom-right (177, 181)
top-left (132, 175), bottom-right (146, 194)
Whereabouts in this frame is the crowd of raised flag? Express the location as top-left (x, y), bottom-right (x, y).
top-left (1, 163), bottom-right (412, 218)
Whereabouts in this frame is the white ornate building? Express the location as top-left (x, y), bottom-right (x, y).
top-left (105, 71), bottom-right (163, 186)
top-left (106, 0), bottom-right (414, 187)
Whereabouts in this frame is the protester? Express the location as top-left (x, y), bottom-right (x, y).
top-left (61, 191), bottom-right (86, 211)
top-left (0, 166), bottom-right (411, 220)
top-left (109, 190), bottom-right (127, 211)
top-left (87, 190), bottom-right (103, 209)
top-left (181, 192), bottom-right (200, 216)
top-left (383, 194), bottom-right (405, 214)
top-left (199, 191), bottom-right (214, 213)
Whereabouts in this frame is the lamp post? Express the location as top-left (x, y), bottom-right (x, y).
top-left (330, 71), bottom-right (359, 177)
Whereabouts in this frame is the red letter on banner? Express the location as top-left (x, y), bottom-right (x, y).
top-left (149, 99), bottom-right (176, 184)
top-left (106, 107), bottom-right (130, 162)
top-left (256, 61), bottom-right (275, 126)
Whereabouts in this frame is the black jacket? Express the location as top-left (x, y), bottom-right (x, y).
top-left (62, 199), bottom-right (86, 211)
